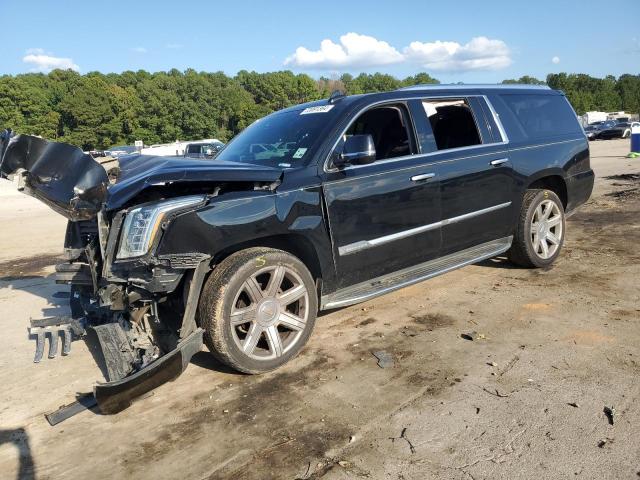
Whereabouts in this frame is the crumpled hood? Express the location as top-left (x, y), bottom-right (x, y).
top-left (0, 133), bottom-right (108, 221)
top-left (106, 154), bottom-right (283, 210)
top-left (0, 133), bottom-right (283, 220)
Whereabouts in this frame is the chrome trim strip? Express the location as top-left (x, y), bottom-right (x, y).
top-left (507, 137), bottom-right (583, 152)
top-left (482, 95), bottom-right (510, 143)
top-left (323, 236), bottom-right (513, 309)
top-left (338, 201), bottom-right (512, 256)
top-left (342, 150), bottom-right (375, 160)
top-left (325, 143), bottom-right (507, 176)
top-left (323, 149), bottom-right (502, 186)
top-left (323, 94), bottom-right (509, 174)
top-left (323, 135), bottom-right (582, 183)
top-left (442, 201), bottom-right (512, 225)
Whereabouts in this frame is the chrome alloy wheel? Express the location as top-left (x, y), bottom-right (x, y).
top-left (229, 265), bottom-right (310, 360)
top-left (530, 199), bottom-right (563, 259)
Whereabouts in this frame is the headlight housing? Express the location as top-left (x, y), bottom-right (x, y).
top-left (116, 195), bottom-right (205, 259)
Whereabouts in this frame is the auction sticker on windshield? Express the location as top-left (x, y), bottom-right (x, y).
top-left (300, 105), bottom-right (334, 115)
top-left (292, 148), bottom-right (307, 159)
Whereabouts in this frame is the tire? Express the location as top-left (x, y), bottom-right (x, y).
top-left (623, 129), bottom-right (631, 139)
top-left (197, 247), bottom-right (318, 374)
top-left (507, 189), bottom-right (566, 268)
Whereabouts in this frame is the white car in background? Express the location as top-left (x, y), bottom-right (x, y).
top-left (140, 138), bottom-right (222, 157)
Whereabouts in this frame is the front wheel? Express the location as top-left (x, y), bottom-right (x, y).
top-left (197, 247), bottom-right (317, 374)
top-left (508, 189), bottom-right (566, 268)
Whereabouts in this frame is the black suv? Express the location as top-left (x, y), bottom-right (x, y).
top-left (0, 85), bottom-right (594, 413)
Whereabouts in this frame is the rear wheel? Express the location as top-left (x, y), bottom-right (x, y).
top-left (508, 189), bottom-right (566, 268)
top-left (197, 247), bottom-right (317, 374)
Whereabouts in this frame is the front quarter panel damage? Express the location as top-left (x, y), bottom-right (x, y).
top-left (157, 187), bottom-right (336, 291)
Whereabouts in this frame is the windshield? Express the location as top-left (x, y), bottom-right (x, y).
top-left (215, 107), bottom-right (337, 167)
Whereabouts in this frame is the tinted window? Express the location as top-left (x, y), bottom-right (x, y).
top-left (422, 99), bottom-right (482, 150)
top-left (499, 94), bottom-right (581, 140)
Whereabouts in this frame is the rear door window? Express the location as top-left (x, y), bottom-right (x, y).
top-left (421, 99), bottom-right (483, 151)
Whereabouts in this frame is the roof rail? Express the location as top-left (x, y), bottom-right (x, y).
top-left (397, 83), bottom-right (551, 91)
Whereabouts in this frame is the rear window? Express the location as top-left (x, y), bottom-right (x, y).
top-left (498, 94), bottom-right (581, 141)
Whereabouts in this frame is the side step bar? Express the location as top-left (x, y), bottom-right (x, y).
top-left (321, 236), bottom-right (513, 310)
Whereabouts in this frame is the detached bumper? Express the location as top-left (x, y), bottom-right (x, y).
top-left (39, 257), bottom-right (211, 423)
top-left (44, 329), bottom-right (203, 425)
top-left (94, 328), bottom-right (203, 414)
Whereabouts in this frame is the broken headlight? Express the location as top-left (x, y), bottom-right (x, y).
top-left (116, 195), bottom-right (205, 259)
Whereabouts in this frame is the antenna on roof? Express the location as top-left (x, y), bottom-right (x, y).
top-left (328, 90), bottom-right (346, 104)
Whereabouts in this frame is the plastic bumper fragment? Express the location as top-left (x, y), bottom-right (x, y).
top-left (93, 328), bottom-right (203, 414)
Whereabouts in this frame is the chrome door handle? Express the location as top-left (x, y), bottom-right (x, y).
top-left (411, 173), bottom-right (435, 182)
top-left (490, 158), bottom-right (509, 166)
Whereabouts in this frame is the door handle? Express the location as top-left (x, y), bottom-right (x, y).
top-left (411, 173), bottom-right (435, 182)
top-left (490, 158), bottom-right (509, 166)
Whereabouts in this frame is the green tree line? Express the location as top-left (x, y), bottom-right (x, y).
top-left (0, 69), bottom-right (638, 150)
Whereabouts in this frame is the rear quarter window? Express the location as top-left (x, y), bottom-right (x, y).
top-left (494, 94), bottom-right (581, 142)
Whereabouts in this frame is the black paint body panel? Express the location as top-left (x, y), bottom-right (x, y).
top-left (112, 86), bottom-right (595, 298)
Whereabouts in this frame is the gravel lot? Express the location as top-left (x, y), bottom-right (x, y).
top-left (0, 139), bottom-right (639, 480)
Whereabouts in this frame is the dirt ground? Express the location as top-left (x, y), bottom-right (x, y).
top-left (0, 139), bottom-right (639, 480)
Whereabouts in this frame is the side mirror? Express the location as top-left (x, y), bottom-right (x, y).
top-left (335, 134), bottom-right (376, 168)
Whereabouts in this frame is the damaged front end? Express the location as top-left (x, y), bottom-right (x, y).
top-left (55, 205), bottom-right (210, 415)
top-left (0, 132), bottom-right (280, 420)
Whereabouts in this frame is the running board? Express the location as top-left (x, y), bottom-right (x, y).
top-left (321, 236), bottom-right (513, 310)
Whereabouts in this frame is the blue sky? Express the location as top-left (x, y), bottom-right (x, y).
top-left (2, 0), bottom-right (639, 82)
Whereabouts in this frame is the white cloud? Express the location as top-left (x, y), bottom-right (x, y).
top-left (22, 50), bottom-right (79, 73)
top-left (552, 56), bottom-right (560, 64)
top-left (285, 34), bottom-right (512, 72)
top-left (132, 46), bottom-right (148, 53)
top-left (404, 36), bottom-right (512, 72)
top-left (284, 32), bottom-right (404, 69)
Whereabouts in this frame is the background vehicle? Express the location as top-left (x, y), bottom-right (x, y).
top-left (585, 120), bottom-right (615, 139)
top-left (0, 84), bottom-right (593, 414)
top-left (583, 124), bottom-right (601, 140)
top-left (140, 138), bottom-right (222, 156)
top-left (184, 140), bottom-right (225, 159)
top-left (106, 145), bottom-right (137, 157)
top-left (597, 121), bottom-right (632, 139)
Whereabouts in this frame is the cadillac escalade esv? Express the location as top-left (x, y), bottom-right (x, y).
top-left (0, 84), bottom-right (594, 415)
